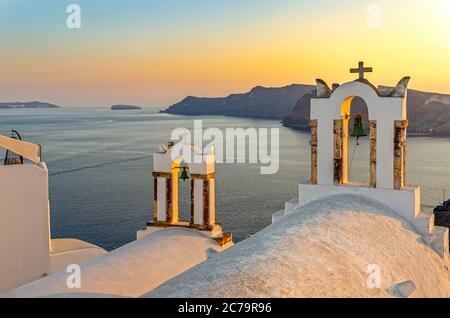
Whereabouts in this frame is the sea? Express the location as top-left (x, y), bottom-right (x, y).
top-left (1, 107), bottom-right (450, 251)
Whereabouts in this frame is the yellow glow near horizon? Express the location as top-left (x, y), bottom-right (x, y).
top-left (0, 0), bottom-right (448, 106)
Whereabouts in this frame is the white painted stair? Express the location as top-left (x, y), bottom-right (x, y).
top-left (285, 198), bottom-right (299, 215)
top-left (413, 211), bottom-right (435, 235)
top-left (272, 198), bottom-right (299, 224)
top-left (412, 210), bottom-right (449, 263)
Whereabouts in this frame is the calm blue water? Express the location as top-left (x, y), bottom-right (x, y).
top-left (1, 108), bottom-right (449, 250)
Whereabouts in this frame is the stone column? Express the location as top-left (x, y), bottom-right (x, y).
top-left (191, 173), bottom-right (215, 229)
top-left (153, 176), bottom-right (158, 223)
top-left (333, 120), bottom-right (344, 184)
top-left (152, 171), bottom-right (178, 224)
top-left (394, 120), bottom-right (408, 189)
top-left (310, 120), bottom-right (318, 185)
top-left (369, 120), bottom-right (377, 188)
top-left (403, 124), bottom-right (408, 187)
top-left (152, 172), bottom-right (169, 223)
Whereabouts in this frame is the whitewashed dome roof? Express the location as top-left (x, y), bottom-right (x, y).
top-left (145, 195), bottom-right (450, 298)
top-left (2, 227), bottom-right (226, 298)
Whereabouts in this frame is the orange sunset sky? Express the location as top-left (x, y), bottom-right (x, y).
top-left (0, 0), bottom-right (449, 107)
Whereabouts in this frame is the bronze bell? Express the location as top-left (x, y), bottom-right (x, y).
top-left (350, 114), bottom-right (367, 145)
top-left (179, 166), bottom-right (190, 182)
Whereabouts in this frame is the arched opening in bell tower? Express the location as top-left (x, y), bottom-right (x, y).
top-left (174, 162), bottom-right (192, 222)
top-left (338, 96), bottom-right (372, 186)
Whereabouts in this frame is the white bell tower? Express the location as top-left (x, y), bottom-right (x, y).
top-left (274, 63), bottom-right (449, 260)
top-left (311, 62), bottom-right (408, 190)
top-left (138, 140), bottom-right (232, 247)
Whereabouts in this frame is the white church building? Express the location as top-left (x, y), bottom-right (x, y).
top-left (1, 63), bottom-right (450, 298)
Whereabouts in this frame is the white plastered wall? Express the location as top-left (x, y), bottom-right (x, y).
top-left (298, 184), bottom-right (420, 223)
top-left (311, 81), bottom-right (406, 190)
top-left (156, 177), bottom-right (167, 222)
top-left (193, 179), bottom-right (204, 225)
top-left (0, 163), bottom-right (50, 293)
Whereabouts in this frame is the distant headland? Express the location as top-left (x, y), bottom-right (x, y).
top-left (0, 101), bottom-right (60, 109)
top-left (111, 105), bottom-right (142, 110)
top-left (162, 84), bottom-right (450, 136)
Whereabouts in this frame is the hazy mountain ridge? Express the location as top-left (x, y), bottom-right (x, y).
top-left (163, 84), bottom-right (450, 136)
top-left (162, 84), bottom-right (315, 119)
top-left (0, 101), bottom-right (60, 109)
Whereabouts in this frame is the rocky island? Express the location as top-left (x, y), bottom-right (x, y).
top-left (111, 105), bottom-right (142, 110)
top-left (162, 84), bottom-right (314, 119)
top-left (0, 101), bottom-right (60, 109)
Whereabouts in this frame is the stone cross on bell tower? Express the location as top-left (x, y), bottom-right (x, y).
top-left (350, 61), bottom-right (373, 80)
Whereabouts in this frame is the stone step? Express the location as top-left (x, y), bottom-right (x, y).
top-left (213, 232), bottom-right (233, 247)
top-left (413, 211), bottom-right (435, 235)
top-left (284, 198), bottom-right (299, 215)
top-left (272, 210), bottom-right (285, 224)
top-left (210, 224), bottom-right (224, 239)
top-left (429, 226), bottom-right (449, 258)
